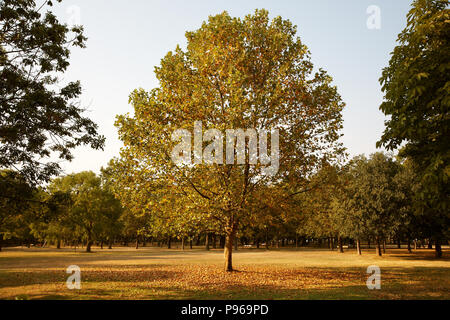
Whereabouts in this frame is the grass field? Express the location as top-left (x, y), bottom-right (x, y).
top-left (0, 246), bottom-right (449, 300)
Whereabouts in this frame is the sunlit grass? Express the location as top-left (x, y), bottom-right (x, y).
top-left (0, 246), bottom-right (448, 300)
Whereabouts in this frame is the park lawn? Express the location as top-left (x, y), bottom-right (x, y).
top-left (0, 246), bottom-right (448, 300)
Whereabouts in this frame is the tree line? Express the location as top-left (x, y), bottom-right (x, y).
top-left (0, 151), bottom-right (447, 259)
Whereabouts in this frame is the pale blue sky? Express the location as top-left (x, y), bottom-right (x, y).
top-left (52, 0), bottom-right (412, 174)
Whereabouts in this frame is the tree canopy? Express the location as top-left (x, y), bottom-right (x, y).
top-left (377, 0), bottom-right (449, 256)
top-left (113, 9), bottom-right (345, 271)
top-left (0, 0), bottom-right (104, 183)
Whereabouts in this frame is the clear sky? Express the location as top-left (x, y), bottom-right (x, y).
top-left (51, 0), bottom-right (413, 175)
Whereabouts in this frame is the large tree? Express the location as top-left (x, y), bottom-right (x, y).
top-left (376, 0), bottom-right (449, 257)
top-left (0, 0), bottom-right (104, 183)
top-left (114, 10), bottom-right (345, 271)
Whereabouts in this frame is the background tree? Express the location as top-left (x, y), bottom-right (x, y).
top-left (119, 209), bottom-right (149, 249)
top-left (377, 0), bottom-right (449, 257)
top-left (330, 165), bottom-right (367, 255)
top-left (344, 153), bottom-right (403, 256)
top-left (300, 165), bottom-right (345, 251)
top-left (0, 170), bottom-right (36, 251)
top-left (29, 189), bottom-right (72, 249)
top-left (99, 166), bottom-right (124, 249)
top-left (49, 171), bottom-right (114, 252)
top-left (391, 158), bottom-right (421, 252)
top-left (0, 0), bottom-right (104, 183)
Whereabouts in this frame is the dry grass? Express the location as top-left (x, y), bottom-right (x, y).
top-left (0, 246), bottom-right (448, 300)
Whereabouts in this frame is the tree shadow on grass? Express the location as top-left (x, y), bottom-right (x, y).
top-left (388, 250), bottom-right (450, 261)
top-left (0, 264), bottom-right (180, 289)
top-left (1, 263), bottom-right (448, 300)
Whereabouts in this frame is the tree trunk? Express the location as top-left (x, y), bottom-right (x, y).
top-left (413, 239), bottom-right (417, 250)
top-left (86, 241), bottom-right (92, 253)
top-left (189, 239), bottom-right (193, 249)
top-left (108, 239), bottom-right (112, 249)
top-left (224, 229), bottom-right (235, 272)
top-left (331, 237), bottom-right (335, 251)
top-left (435, 239), bottom-right (442, 258)
top-left (135, 238), bottom-right (139, 249)
top-left (428, 239), bottom-right (433, 249)
top-left (212, 234), bottom-right (217, 249)
top-left (100, 240), bottom-right (103, 249)
top-left (256, 239), bottom-right (260, 249)
top-left (181, 237), bottom-right (185, 250)
top-left (375, 237), bottom-right (382, 256)
top-left (205, 233), bottom-right (210, 251)
top-left (383, 240), bottom-right (386, 254)
top-left (407, 238), bottom-right (412, 253)
top-left (338, 236), bottom-right (344, 253)
top-left (295, 235), bottom-right (298, 248)
top-left (356, 238), bottom-right (362, 255)
top-left (167, 237), bottom-right (171, 249)
top-left (397, 238), bottom-right (401, 249)
top-left (56, 239), bottom-right (61, 249)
